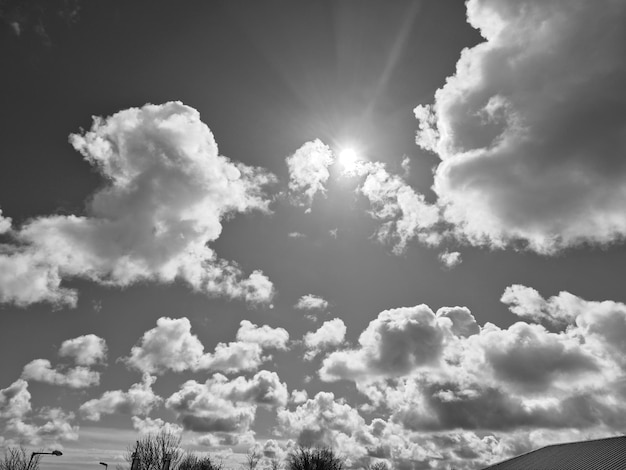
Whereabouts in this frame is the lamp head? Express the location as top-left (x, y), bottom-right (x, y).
top-left (51, 450), bottom-right (63, 456)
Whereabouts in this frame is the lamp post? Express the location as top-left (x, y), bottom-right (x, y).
top-left (27, 450), bottom-right (63, 470)
top-left (99, 462), bottom-right (108, 469)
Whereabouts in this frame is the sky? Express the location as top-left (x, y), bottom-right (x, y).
top-left (2, 1), bottom-right (626, 469)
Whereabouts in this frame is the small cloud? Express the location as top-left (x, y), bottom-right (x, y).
top-left (286, 139), bottom-right (335, 209)
top-left (288, 231), bottom-right (306, 239)
top-left (295, 294), bottom-right (329, 312)
top-left (329, 228), bottom-right (338, 239)
top-left (303, 318), bottom-right (347, 360)
top-left (438, 250), bottom-right (462, 269)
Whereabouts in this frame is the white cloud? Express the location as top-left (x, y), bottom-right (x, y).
top-left (4, 407), bottom-right (79, 447)
top-left (58, 334), bottom-right (107, 366)
top-left (0, 209), bottom-right (11, 234)
top-left (125, 317), bottom-right (282, 375)
top-left (357, 163), bottom-right (440, 254)
top-left (19, 334), bottom-right (107, 388)
top-left (501, 284), bottom-right (583, 326)
top-left (0, 102), bottom-right (275, 307)
top-left (0, 380), bottom-right (78, 447)
top-left (21, 359), bottom-right (100, 388)
top-left (303, 318), bottom-right (346, 360)
top-left (317, 285), bottom-right (626, 448)
top-left (415, 0), bottom-right (626, 253)
top-left (131, 416), bottom-right (183, 436)
top-left (124, 317), bottom-right (206, 374)
top-left (236, 320), bottom-right (289, 350)
top-left (320, 305), bottom-right (453, 382)
top-left (277, 391), bottom-right (365, 448)
top-left (286, 139), bottom-right (334, 208)
top-left (166, 371), bottom-right (287, 435)
top-left (0, 379), bottom-right (31, 419)
top-left (79, 373), bottom-right (161, 421)
top-left (295, 294), bottom-right (329, 311)
top-left (438, 251), bottom-right (461, 269)
top-left (290, 389), bottom-right (309, 405)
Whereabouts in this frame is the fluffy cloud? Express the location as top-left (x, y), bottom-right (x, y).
top-left (20, 334), bottom-right (107, 388)
top-left (125, 317), bottom-right (284, 375)
top-left (357, 163), bottom-right (440, 254)
top-left (21, 359), bottom-right (100, 388)
top-left (438, 251), bottom-right (461, 269)
top-left (58, 334), bottom-right (107, 366)
top-left (415, 0), bottom-right (626, 253)
top-left (0, 379), bottom-right (78, 446)
top-left (131, 416), bottom-right (183, 436)
top-left (276, 391), bottom-right (536, 470)
top-left (303, 318), bottom-right (346, 360)
top-left (79, 373), bottom-right (161, 421)
top-left (0, 209), bottom-right (11, 234)
top-left (318, 285), bottom-right (626, 451)
top-left (277, 391), bottom-right (365, 448)
top-left (0, 379), bottom-right (31, 419)
top-left (295, 294), bottom-right (329, 311)
top-left (320, 305), bottom-right (458, 382)
top-left (286, 139), bottom-right (334, 208)
top-left (166, 371), bottom-right (287, 435)
top-left (0, 102), bottom-right (275, 307)
top-left (236, 320), bottom-right (290, 350)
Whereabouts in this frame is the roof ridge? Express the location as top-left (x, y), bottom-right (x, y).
top-left (482, 434), bottom-right (626, 469)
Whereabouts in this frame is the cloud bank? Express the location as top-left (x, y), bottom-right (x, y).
top-left (415, 0), bottom-right (626, 253)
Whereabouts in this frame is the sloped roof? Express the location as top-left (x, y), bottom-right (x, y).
top-left (482, 435), bottom-right (626, 470)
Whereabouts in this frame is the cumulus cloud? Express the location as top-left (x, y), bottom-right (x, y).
top-left (0, 209), bottom-right (11, 234)
top-left (295, 294), bottom-right (329, 311)
top-left (438, 251), bottom-right (461, 269)
top-left (0, 379), bottom-right (31, 419)
top-left (290, 389), bottom-right (308, 405)
top-left (21, 359), bottom-right (100, 388)
top-left (316, 285), bottom-right (626, 458)
top-left (276, 391), bottom-right (537, 470)
top-left (303, 318), bottom-right (346, 360)
top-left (236, 320), bottom-right (290, 350)
top-left (79, 373), bottom-right (161, 421)
top-left (131, 416), bottom-right (183, 436)
top-left (58, 334), bottom-right (107, 366)
top-left (0, 102), bottom-right (275, 307)
top-left (357, 163), bottom-right (440, 254)
top-left (0, 379), bottom-right (78, 446)
top-left (20, 334), bottom-right (107, 388)
top-left (125, 317), bottom-right (284, 375)
top-left (166, 371), bottom-right (287, 436)
top-left (320, 305), bottom-right (458, 382)
top-left (277, 391), bottom-right (365, 448)
top-left (286, 139), bottom-right (334, 208)
top-left (415, 0), bottom-right (626, 253)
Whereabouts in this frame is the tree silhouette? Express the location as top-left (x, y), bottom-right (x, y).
top-left (286, 447), bottom-right (344, 470)
top-left (0, 447), bottom-right (40, 470)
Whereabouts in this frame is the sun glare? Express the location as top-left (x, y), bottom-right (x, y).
top-left (338, 147), bottom-right (359, 171)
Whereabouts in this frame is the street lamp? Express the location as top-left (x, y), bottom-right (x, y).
top-left (99, 462), bottom-right (108, 469)
top-left (27, 450), bottom-right (63, 470)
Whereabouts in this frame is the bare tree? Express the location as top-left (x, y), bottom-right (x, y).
top-left (269, 457), bottom-right (282, 470)
top-left (124, 430), bottom-right (184, 470)
top-left (245, 447), bottom-right (262, 470)
top-left (178, 452), bottom-right (222, 470)
top-left (286, 446), bottom-right (344, 470)
top-left (0, 447), bottom-right (40, 470)
top-left (367, 462), bottom-right (389, 470)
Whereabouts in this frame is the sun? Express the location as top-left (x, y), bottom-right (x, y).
top-left (337, 147), bottom-right (360, 171)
